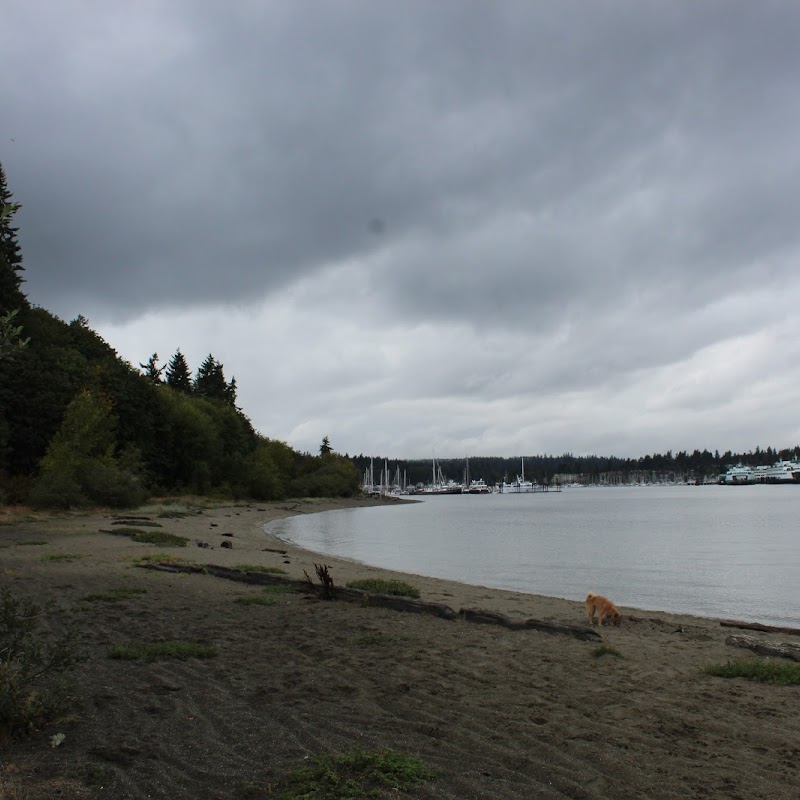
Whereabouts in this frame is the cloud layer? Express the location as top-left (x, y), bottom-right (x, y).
top-left (3, 1), bottom-right (800, 457)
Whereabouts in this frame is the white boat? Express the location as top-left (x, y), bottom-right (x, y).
top-left (500, 458), bottom-right (538, 493)
top-left (718, 464), bottom-right (757, 485)
top-left (462, 456), bottom-right (492, 494)
top-left (416, 456), bottom-right (464, 494)
top-left (464, 477), bottom-right (492, 494)
top-left (760, 460), bottom-right (800, 483)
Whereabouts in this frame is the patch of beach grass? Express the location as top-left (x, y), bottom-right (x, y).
top-left (234, 563), bottom-right (287, 574)
top-left (350, 632), bottom-right (405, 647)
top-left (233, 595), bottom-right (278, 606)
top-left (592, 643), bottom-right (624, 658)
top-left (112, 519), bottom-right (163, 528)
top-left (129, 531), bottom-right (188, 547)
top-left (108, 641), bottom-right (217, 662)
top-left (16, 540), bottom-right (49, 546)
top-left (40, 552), bottom-right (82, 562)
top-left (704, 659), bottom-right (800, 685)
top-left (346, 578), bottom-right (420, 598)
top-left (263, 748), bottom-right (435, 799)
top-left (134, 552), bottom-right (194, 565)
top-left (84, 587), bottom-right (147, 603)
top-left (261, 584), bottom-right (297, 595)
top-left (106, 527), bottom-right (188, 546)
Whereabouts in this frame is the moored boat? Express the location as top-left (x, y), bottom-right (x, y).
top-left (464, 477), bottom-right (492, 494)
top-left (760, 460), bottom-right (800, 484)
top-left (718, 464), bottom-right (757, 485)
top-left (499, 458), bottom-right (540, 493)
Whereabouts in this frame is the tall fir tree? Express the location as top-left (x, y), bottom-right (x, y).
top-left (165, 349), bottom-right (192, 392)
top-left (139, 352), bottom-right (164, 384)
top-left (224, 376), bottom-right (237, 406)
top-left (194, 354), bottom-right (228, 400)
top-left (0, 163), bottom-right (27, 311)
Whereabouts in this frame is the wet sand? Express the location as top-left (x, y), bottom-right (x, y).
top-left (1, 497), bottom-right (798, 798)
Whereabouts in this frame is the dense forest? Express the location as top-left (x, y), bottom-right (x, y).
top-left (0, 164), bottom-right (360, 507)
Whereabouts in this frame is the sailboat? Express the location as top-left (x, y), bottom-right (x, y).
top-left (499, 457), bottom-right (536, 493)
top-left (418, 456), bottom-right (464, 494)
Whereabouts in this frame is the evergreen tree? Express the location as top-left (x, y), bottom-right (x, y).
top-left (165, 349), bottom-right (192, 392)
top-left (320, 435), bottom-right (332, 456)
top-left (194, 354), bottom-right (227, 400)
top-left (0, 164), bottom-right (25, 303)
top-left (224, 376), bottom-right (237, 406)
top-left (139, 352), bottom-right (164, 384)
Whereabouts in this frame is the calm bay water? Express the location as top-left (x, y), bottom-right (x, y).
top-left (267, 485), bottom-right (800, 626)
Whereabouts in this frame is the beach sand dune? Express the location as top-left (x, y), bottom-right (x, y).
top-left (1, 498), bottom-right (798, 799)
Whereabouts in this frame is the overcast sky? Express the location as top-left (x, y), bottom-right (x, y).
top-left (4, 1), bottom-right (800, 459)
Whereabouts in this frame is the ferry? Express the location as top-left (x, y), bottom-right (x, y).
top-left (718, 464), bottom-right (757, 485)
top-left (760, 460), bottom-right (800, 483)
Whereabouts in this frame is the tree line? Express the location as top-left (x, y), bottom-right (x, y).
top-left (351, 445), bottom-right (800, 488)
top-left (0, 163), bottom-right (359, 507)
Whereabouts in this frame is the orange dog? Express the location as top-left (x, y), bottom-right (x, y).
top-left (585, 592), bottom-right (621, 627)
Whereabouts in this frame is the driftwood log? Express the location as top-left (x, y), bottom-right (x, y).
top-left (725, 634), bottom-right (800, 662)
top-left (138, 562), bottom-right (600, 638)
top-left (452, 608), bottom-right (602, 641)
top-left (720, 620), bottom-right (800, 637)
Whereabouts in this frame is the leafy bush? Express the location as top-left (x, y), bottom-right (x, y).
top-left (0, 589), bottom-right (84, 739)
top-left (28, 389), bottom-right (147, 509)
top-left (346, 578), bottom-right (420, 598)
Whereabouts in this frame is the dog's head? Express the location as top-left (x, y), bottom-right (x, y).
top-left (609, 609), bottom-right (621, 625)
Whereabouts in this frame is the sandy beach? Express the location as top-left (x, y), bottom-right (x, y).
top-left (1, 497), bottom-right (798, 799)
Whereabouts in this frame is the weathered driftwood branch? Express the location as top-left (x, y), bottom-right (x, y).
top-left (520, 618), bottom-right (603, 641)
top-left (725, 634), bottom-right (800, 662)
top-left (458, 608), bottom-right (602, 641)
top-left (720, 620), bottom-right (800, 637)
top-left (303, 563), bottom-right (335, 599)
top-left (138, 562), bottom-right (597, 638)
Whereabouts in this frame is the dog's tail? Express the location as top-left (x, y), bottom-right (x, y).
top-left (586, 592), bottom-right (597, 602)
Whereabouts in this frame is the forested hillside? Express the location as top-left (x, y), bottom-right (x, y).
top-left (0, 164), bottom-right (359, 507)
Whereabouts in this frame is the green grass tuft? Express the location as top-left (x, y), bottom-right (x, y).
top-left (113, 520), bottom-right (163, 528)
top-left (108, 641), bottom-right (217, 662)
top-left (84, 587), bottom-right (148, 603)
top-left (40, 552), bottom-right (82, 562)
top-left (130, 531), bottom-right (188, 547)
top-left (350, 632), bottom-right (404, 647)
top-left (592, 644), bottom-right (624, 659)
top-left (134, 552), bottom-right (193, 565)
top-left (234, 563), bottom-right (287, 574)
top-left (705, 659), bottom-right (800, 685)
top-left (273, 748), bottom-right (435, 799)
top-left (346, 578), bottom-right (420, 598)
top-left (261, 584), bottom-right (297, 595)
top-left (16, 540), bottom-right (49, 546)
